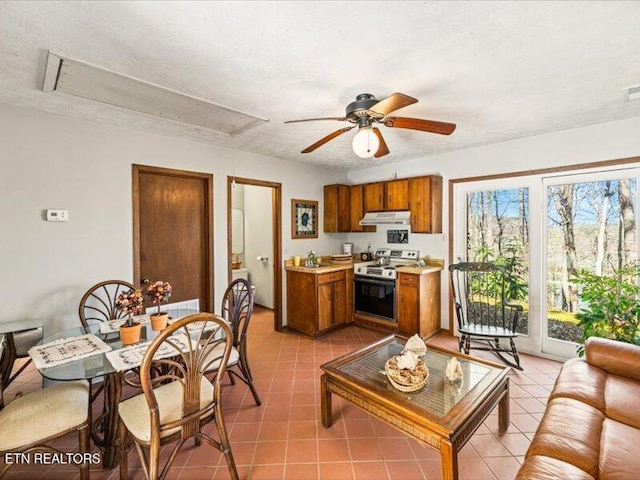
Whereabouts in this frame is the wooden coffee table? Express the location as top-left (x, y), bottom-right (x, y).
top-left (320, 335), bottom-right (510, 480)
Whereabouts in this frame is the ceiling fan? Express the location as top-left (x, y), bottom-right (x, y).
top-left (285, 92), bottom-right (456, 158)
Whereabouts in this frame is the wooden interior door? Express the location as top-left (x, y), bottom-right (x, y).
top-left (133, 165), bottom-right (214, 312)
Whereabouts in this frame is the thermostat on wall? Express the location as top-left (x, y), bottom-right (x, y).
top-left (46, 209), bottom-right (69, 222)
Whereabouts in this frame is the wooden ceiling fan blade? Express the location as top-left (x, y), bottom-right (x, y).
top-left (372, 128), bottom-right (389, 158)
top-left (285, 117), bottom-right (347, 124)
top-left (384, 117), bottom-right (456, 135)
top-left (369, 93), bottom-right (418, 116)
top-left (301, 126), bottom-right (354, 153)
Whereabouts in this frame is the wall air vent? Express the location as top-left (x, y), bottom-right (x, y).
top-left (42, 51), bottom-right (268, 135)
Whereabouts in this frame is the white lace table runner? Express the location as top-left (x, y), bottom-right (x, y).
top-left (28, 334), bottom-right (112, 369)
top-left (105, 333), bottom-right (192, 372)
top-left (98, 315), bottom-right (151, 334)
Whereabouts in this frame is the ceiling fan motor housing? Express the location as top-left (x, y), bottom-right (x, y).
top-left (346, 93), bottom-right (379, 120)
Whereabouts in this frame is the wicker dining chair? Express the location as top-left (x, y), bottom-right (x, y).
top-left (0, 319), bottom-right (43, 389)
top-left (449, 262), bottom-right (524, 370)
top-left (205, 278), bottom-right (261, 406)
top-left (117, 313), bottom-right (238, 480)
top-left (78, 280), bottom-right (136, 329)
top-left (0, 335), bottom-right (91, 479)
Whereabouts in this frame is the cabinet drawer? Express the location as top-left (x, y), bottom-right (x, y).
top-left (399, 274), bottom-right (419, 287)
top-left (318, 270), bottom-right (346, 284)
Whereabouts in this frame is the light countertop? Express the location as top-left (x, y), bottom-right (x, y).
top-left (285, 263), bottom-right (353, 274)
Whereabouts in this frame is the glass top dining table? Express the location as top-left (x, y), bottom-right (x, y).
top-left (34, 308), bottom-right (199, 469)
top-left (37, 308), bottom-right (199, 382)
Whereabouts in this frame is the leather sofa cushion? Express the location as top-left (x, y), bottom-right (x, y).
top-left (549, 358), bottom-right (606, 412)
top-left (599, 418), bottom-right (640, 480)
top-left (586, 337), bottom-right (640, 382)
top-left (526, 397), bottom-right (604, 478)
top-left (604, 374), bottom-right (640, 429)
top-left (515, 455), bottom-right (595, 480)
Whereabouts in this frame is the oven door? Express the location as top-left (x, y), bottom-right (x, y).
top-left (354, 276), bottom-right (396, 322)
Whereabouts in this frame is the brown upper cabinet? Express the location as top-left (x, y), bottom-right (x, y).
top-left (385, 179), bottom-right (409, 211)
top-left (349, 184), bottom-right (376, 232)
top-left (324, 184), bottom-right (351, 232)
top-left (323, 175), bottom-right (442, 234)
top-left (409, 176), bottom-right (442, 233)
top-left (364, 182), bottom-right (385, 212)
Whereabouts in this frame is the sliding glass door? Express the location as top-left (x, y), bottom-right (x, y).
top-left (454, 167), bottom-right (639, 360)
top-left (542, 170), bottom-right (638, 357)
top-left (453, 178), bottom-right (540, 354)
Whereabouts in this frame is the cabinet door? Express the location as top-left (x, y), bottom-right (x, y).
top-left (397, 274), bottom-right (419, 335)
top-left (332, 280), bottom-right (347, 325)
top-left (337, 185), bottom-right (351, 231)
top-left (409, 176), bottom-right (443, 233)
top-left (317, 283), bottom-right (333, 331)
top-left (324, 184), bottom-right (350, 232)
top-left (349, 185), bottom-right (375, 232)
top-left (364, 182), bottom-right (385, 212)
top-left (385, 179), bottom-right (409, 211)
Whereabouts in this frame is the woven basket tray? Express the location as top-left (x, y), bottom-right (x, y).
top-left (385, 358), bottom-right (429, 392)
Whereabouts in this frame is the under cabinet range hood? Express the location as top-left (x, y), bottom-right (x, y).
top-left (359, 211), bottom-right (411, 225)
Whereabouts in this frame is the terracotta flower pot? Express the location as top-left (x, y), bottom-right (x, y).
top-left (119, 322), bottom-right (142, 345)
top-left (150, 312), bottom-right (169, 331)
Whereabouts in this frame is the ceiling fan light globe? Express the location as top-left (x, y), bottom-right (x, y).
top-left (352, 127), bottom-right (380, 158)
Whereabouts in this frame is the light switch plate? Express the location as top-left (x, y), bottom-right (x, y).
top-left (46, 209), bottom-right (69, 222)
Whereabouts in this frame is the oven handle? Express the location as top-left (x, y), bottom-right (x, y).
top-left (354, 276), bottom-right (396, 287)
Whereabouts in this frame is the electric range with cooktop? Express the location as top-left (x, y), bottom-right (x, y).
top-left (353, 249), bottom-right (420, 322)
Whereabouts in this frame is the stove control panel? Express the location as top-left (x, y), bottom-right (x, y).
top-left (374, 249), bottom-right (420, 260)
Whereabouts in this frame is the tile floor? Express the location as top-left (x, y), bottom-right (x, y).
top-left (2, 308), bottom-right (563, 480)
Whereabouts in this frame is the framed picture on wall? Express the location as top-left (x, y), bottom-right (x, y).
top-left (291, 199), bottom-right (318, 239)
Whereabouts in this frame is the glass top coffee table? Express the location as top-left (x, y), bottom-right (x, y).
top-left (320, 335), bottom-right (510, 480)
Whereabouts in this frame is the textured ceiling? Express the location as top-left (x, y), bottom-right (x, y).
top-left (1, 1), bottom-right (640, 169)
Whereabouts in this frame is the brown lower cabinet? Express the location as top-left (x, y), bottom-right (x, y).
top-left (287, 268), bottom-right (354, 336)
top-left (397, 271), bottom-right (441, 337)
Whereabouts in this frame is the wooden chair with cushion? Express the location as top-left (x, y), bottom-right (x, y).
top-left (449, 262), bottom-right (524, 370)
top-left (0, 335), bottom-right (91, 479)
top-left (205, 278), bottom-right (261, 406)
top-left (118, 313), bottom-right (238, 480)
top-left (78, 280), bottom-right (136, 329)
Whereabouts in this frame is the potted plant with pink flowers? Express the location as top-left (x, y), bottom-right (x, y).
top-left (115, 288), bottom-right (144, 344)
top-left (146, 280), bottom-right (172, 331)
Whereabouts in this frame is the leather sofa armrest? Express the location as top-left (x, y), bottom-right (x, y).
top-left (585, 337), bottom-right (640, 381)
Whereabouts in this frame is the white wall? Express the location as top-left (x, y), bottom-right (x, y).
top-left (244, 184), bottom-right (274, 308)
top-left (347, 116), bottom-right (640, 329)
top-left (0, 103), bottom-right (348, 332)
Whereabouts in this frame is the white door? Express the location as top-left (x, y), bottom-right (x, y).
top-left (244, 185), bottom-right (275, 309)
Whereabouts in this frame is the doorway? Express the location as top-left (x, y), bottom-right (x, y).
top-left (133, 165), bottom-right (214, 312)
top-left (227, 176), bottom-right (282, 331)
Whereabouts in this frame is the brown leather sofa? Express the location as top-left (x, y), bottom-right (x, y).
top-left (516, 337), bottom-right (640, 480)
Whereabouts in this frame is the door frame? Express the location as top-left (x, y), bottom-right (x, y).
top-left (227, 176), bottom-right (283, 332)
top-left (132, 164), bottom-right (215, 311)
top-left (448, 155), bottom-right (640, 360)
